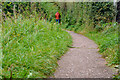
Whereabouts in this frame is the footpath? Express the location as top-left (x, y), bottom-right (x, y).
top-left (54, 31), bottom-right (116, 78)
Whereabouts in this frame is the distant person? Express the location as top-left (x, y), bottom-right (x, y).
top-left (55, 12), bottom-right (61, 24)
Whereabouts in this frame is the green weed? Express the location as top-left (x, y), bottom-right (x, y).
top-left (2, 18), bottom-right (72, 78)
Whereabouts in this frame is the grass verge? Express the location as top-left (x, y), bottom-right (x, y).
top-left (63, 22), bottom-right (119, 79)
top-left (78, 23), bottom-right (119, 79)
top-left (2, 18), bottom-right (72, 78)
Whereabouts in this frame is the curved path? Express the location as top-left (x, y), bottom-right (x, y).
top-left (54, 31), bottom-right (116, 78)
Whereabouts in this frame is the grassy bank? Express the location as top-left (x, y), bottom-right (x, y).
top-left (63, 22), bottom-right (119, 78)
top-left (81, 23), bottom-right (120, 78)
top-left (81, 23), bottom-right (119, 66)
top-left (64, 22), bottom-right (119, 65)
top-left (2, 18), bottom-right (72, 78)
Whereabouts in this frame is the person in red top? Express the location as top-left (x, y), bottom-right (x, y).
top-left (55, 12), bottom-right (61, 24)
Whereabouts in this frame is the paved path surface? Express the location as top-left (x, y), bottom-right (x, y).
top-left (54, 31), bottom-right (116, 78)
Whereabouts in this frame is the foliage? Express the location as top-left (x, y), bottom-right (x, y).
top-left (2, 18), bottom-right (72, 78)
top-left (2, 2), bottom-right (59, 22)
top-left (58, 2), bottom-right (116, 30)
top-left (58, 2), bottom-right (119, 66)
top-left (2, 2), bottom-right (119, 78)
top-left (58, 2), bottom-right (119, 79)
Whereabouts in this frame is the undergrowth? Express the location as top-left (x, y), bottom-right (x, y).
top-left (2, 18), bottom-right (72, 78)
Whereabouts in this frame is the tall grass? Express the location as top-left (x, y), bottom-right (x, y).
top-left (2, 18), bottom-right (72, 78)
